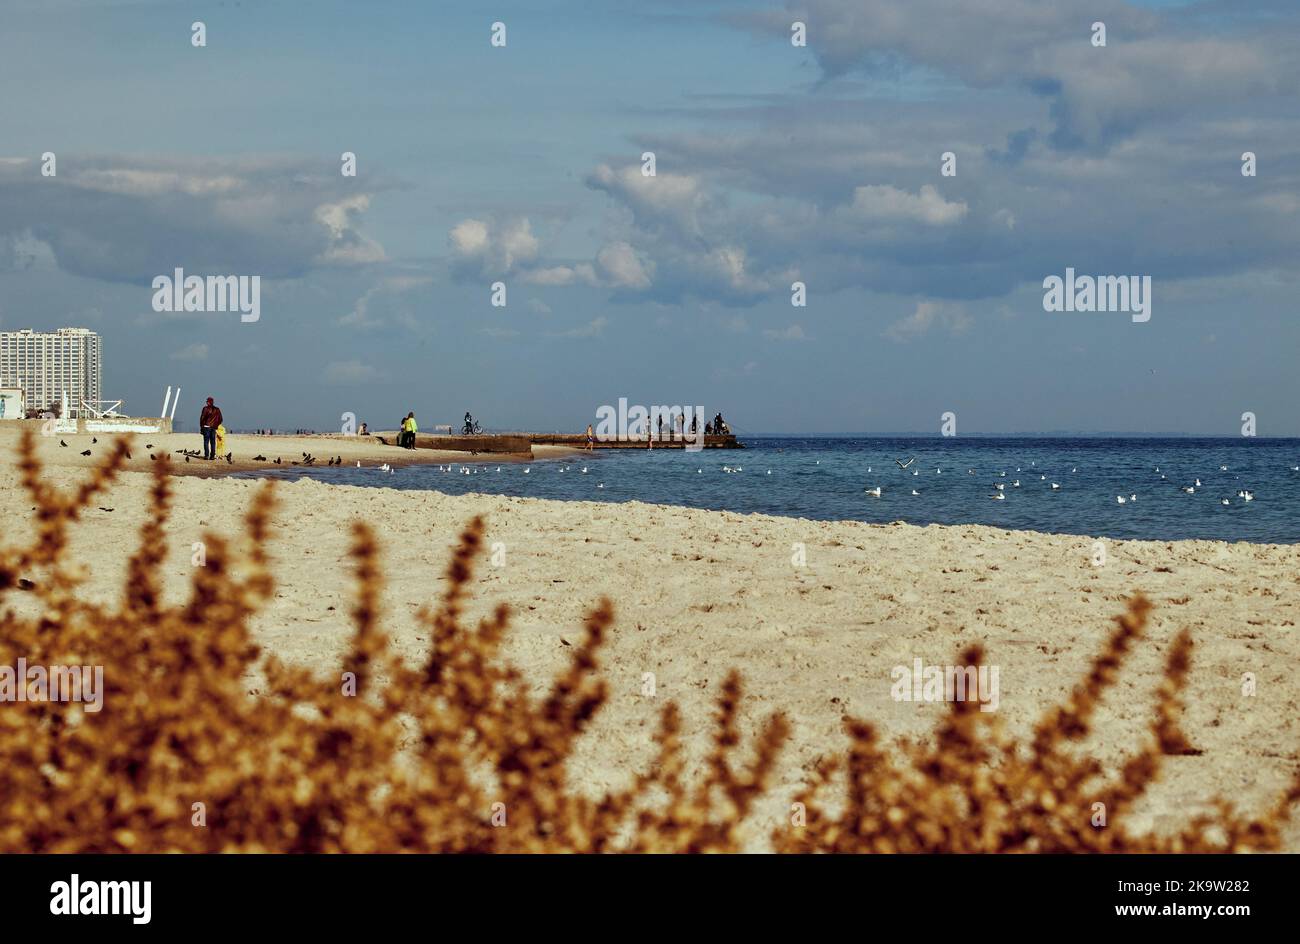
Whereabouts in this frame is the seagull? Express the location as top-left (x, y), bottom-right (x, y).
top-left (524, 467), bottom-right (530, 474)
top-left (865, 486), bottom-right (881, 497)
top-left (994, 483), bottom-right (1004, 490)
top-left (59, 440), bottom-right (68, 447)
top-left (1040, 474), bottom-right (1046, 481)
top-left (1220, 465), bottom-right (1228, 471)
top-left (1244, 491), bottom-right (1254, 502)
top-left (1129, 494), bottom-right (1137, 502)
top-left (1182, 486), bottom-right (1194, 494)
top-left (991, 493), bottom-right (1005, 501)
top-left (1117, 495), bottom-right (1126, 504)
top-left (1012, 480), bottom-right (1020, 487)
top-left (253, 454), bottom-right (267, 461)
top-left (911, 489), bottom-right (920, 496)
top-left (912, 469), bottom-right (919, 476)
top-left (1051, 482), bottom-right (1060, 490)
top-left (80, 449), bottom-right (91, 456)
top-left (1221, 498), bottom-right (1230, 506)
top-left (1195, 478), bottom-right (1202, 487)
top-left (894, 457), bottom-right (916, 469)
top-left (596, 483), bottom-right (604, 489)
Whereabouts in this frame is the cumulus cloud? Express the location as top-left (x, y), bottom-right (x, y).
top-left (324, 360), bottom-right (381, 384)
top-left (595, 241), bottom-right (653, 289)
top-left (169, 342), bottom-right (208, 361)
top-left (448, 217), bottom-right (539, 278)
top-left (884, 301), bottom-right (972, 342)
top-left (762, 324), bottom-right (808, 342)
top-left (737, 0), bottom-right (1299, 150)
top-left (848, 184), bottom-right (967, 226)
top-left (0, 155), bottom-right (390, 284)
top-left (550, 316), bottom-right (608, 338)
top-left (339, 273), bottom-right (432, 329)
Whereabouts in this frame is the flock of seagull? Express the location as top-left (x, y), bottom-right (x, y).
top-left (277, 453), bottom-right (1290, 515)
top-left (858, 457), bottom-right (1277, 508)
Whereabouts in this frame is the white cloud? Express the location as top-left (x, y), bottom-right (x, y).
top-left (169, 342), bottom-right (208, 361)
top-left (884, 301), bottom-right (972, 341)
top-left (324, 359), bottom-right (380, 384)
top-left (596, 241), bottom-right (653, 290)
top-left (551, 316), bottom-right (608, 338)
top-left (762, 324), bottom-right (807, 341)
top-left (448, 217), bottom-right (539, 277)
top-left (849, 184), bottom-right (967, 226)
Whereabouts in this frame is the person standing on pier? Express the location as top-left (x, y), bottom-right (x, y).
top-left (586, 423), bottom-right (595, 451)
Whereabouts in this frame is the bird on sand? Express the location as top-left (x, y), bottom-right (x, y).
top-left (80, 449), bottom-right (91, 456)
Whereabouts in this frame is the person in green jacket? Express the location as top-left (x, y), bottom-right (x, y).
top-left (401, 412), bottom-right (418, 448)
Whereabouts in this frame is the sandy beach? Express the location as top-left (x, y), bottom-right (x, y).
top-left (5, 428), bottom-right (579, 477)
top-left (4, 428), bottom-right (1299, 851)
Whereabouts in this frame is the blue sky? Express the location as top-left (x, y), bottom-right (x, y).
top-left (1, 0), bottom-right (1297, 434)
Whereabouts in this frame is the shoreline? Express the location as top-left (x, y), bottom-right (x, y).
top-left (0, 428), bottom-right (584, 478)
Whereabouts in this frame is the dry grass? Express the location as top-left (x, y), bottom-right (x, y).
top-left (1, 430), bottom-right (1296, 853)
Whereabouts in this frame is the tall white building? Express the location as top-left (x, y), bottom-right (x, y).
top-left (0, 328), bottom-right (102, 419)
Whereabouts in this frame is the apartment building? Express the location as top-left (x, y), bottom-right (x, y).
top-left (0, 327), bottom-right (102, 418)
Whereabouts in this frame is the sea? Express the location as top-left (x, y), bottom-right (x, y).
top-left (239, 437), bottom-right (1300, 545)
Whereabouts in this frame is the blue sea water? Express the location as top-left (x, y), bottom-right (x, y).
top-left (240, 437), bottom-right (1300, 544)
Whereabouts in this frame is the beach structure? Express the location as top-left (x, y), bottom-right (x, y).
top-left (0, 387), bottom-right (23, 421)
top-left (528, 432), bottom-right (743, 450)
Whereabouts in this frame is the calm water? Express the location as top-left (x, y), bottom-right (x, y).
top-left (239, 437), bottom-right (1300, 544)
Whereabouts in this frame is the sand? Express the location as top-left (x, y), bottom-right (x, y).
top-left (4, 426), bottom-right (1299, 850)
top-left (5, 428), bottom-right (577, 476)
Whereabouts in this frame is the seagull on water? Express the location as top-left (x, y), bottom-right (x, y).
top-left (911, 489), bottom-right (920, 496)
top-left (1117, 495), bottom-right (1127, 504)
top-left (865, 486), bottom-right (882, 498)
top-left (991, 493), bottom-right (1005, 501)
top-left (1051, 482), bottom-right (1060, 490)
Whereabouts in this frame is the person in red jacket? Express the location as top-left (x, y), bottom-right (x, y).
top-left (200, 397), bottom-right (223, 460)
